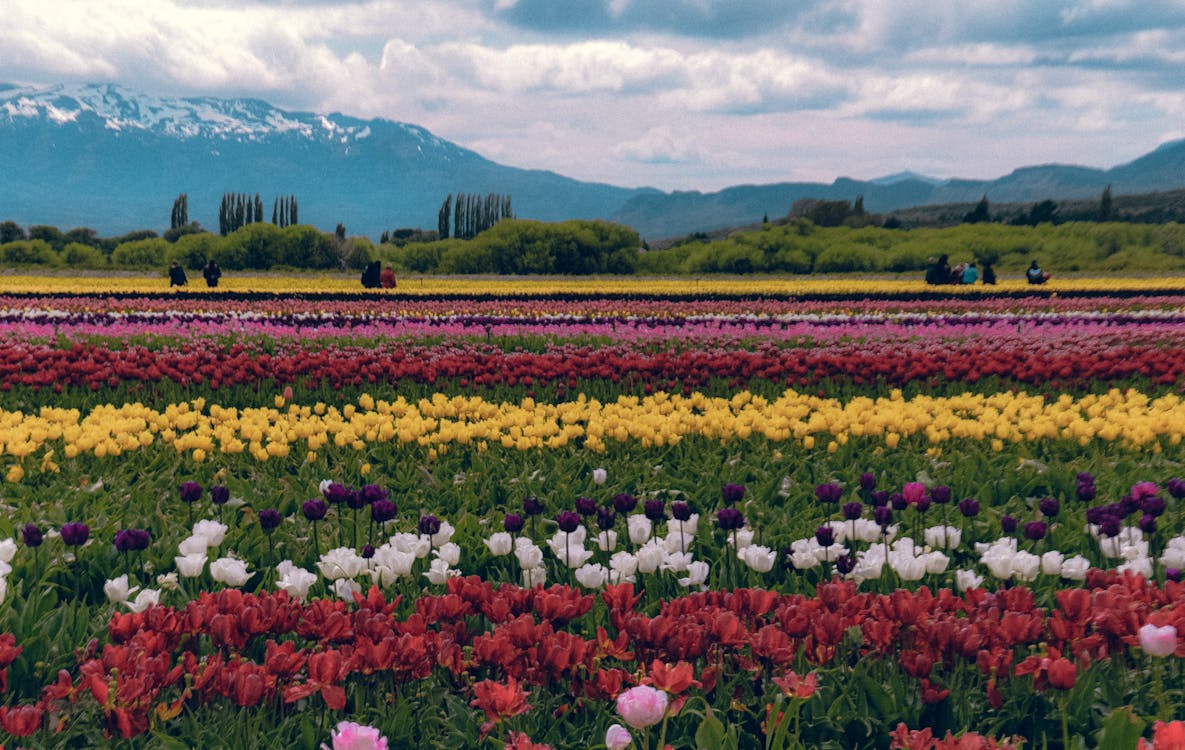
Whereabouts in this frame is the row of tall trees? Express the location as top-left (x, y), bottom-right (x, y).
top-left (437, 193), bottom-right (513, 240)
top-left (170, 194), bottom-right (189, 230)
top-left (214, 193), bottom-right (299, 236)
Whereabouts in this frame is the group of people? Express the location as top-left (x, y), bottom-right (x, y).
top-left (924, 255), bottom-right (996, 286)
top-left (168, 261), bottom-right (222, 288)
top-left (360, 261), bottom-right (397, 289)
top-left (924, 255), bottom-right (1053, 286)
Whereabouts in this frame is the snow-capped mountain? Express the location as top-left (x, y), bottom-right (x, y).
top-left (0, 82), bottom-right (645, 236)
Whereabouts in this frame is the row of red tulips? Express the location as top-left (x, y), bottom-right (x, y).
top-left (2, 331), bottom-right (1183, 394)
top-left (1, 572), bottom-right (1182, 744)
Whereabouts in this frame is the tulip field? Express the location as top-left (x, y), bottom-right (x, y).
top-left (3, 275), bottom-right (1185, 748)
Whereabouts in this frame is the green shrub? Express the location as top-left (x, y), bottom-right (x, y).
top-left (111, 238), bottom-right (171, 268)
top-left (814, 241), bottom-right (883, 273)
top-left (0, 239), bottom-right (56, 265)
top-left (59, 242), bottom-right (107, 268)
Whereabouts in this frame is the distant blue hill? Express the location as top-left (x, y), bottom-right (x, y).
top-left (2, 83), bottom-right (1184, 240)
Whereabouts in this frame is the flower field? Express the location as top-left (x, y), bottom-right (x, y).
top-left (1, 275), bottom-right (1185, 748)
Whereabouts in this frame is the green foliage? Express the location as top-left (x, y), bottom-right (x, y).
top-left (59, 242), bottom-right (107, 268)
top-left (277, 225), bottom-right (337, 269)
top-left (111, 237), bottom-right (171, 268)
top-left (0, 239), bottom-right (56, 265)
top-left (28, 225), bottom-right (66, 250)
top-left (172, 232), bottom-right (223, 269)
top-left (0, 221), bottom-right (25, 244)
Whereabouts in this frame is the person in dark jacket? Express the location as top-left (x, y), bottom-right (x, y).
top-left (202, 260), bottom-right (222, 288)
top-left (360, 261), bottom-right (381, 288)
top-left (168, 262), bottom-right (188, 287)
top-left (980, 262), bottom-right (997, 285)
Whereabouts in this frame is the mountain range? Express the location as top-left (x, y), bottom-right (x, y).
top-left (2, 83), bottom-right (1184, 240)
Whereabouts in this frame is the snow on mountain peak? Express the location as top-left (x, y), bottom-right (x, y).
top-left (0, 82), bottom-right (411, 146)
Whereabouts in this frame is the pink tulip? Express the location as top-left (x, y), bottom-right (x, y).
top-left (1139, 623), bottom-right (1178, 658)
top-left (605, 723), bottom-right (633, 750)
top-left (616, 685), bottom-right (669, 730)
top-left (902, 482), bottom-right (927, 505)
top-left (322, 721), bottom-right (388, 750)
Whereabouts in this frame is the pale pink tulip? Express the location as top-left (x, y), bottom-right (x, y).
top-left (605, 723), bottom-right (632, 750)
top-left (616, 685), bottom-right (669, 730)
top-left (1140, 623), bottom-right (1178, 658)
top-left (322, 721), bottom-right (388, 750)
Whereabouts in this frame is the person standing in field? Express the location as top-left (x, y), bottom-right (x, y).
top-left (1026, 260), bottom-right (1050, 284)
top-left (961, 262), bottom-right (978, 285)
top-left (168, 261), bottom-right (188, 287)
top-left (203, 260), bottom-right (222, 288)
top-left (980, 262), bottom-right (997, 285)
top-left (379, 265), bottom-right (397, 289)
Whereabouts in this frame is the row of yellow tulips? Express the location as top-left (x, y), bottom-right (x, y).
top-left (3, 273), bottom-right (1185, 296)
top-left (3, 388), bottom-right (1180, 480)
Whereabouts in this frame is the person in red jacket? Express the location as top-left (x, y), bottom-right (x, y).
top-left (379, 266), bottom-right (397, 289)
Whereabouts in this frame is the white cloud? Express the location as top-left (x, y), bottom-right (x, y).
top-left (613, 127), bottom-right (700, 163)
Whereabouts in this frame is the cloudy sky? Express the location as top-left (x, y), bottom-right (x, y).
top-left (4, 0), bottom-right (1185, 191)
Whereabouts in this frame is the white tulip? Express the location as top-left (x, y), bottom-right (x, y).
top-left (484, 532), bottom-right (513, 556)
top-left (435, 542), bottom-right (461, 567)
top-left (1011, 551), bottom-right (1041, 582)
top-left (678, 560), bottom-right (710, 587)
top-left (191, 520), bottom-right (228, 548)
top-left (104, 574), bottom-right (139, 604)
top-left (430, 521), bottom-right (455, 547)
top-left (924, 525), bottom-right (961, 549)
top-left (627, 515), bottom-right (652, 545)
top-left (210, 556), bottom-right (252, 587)
top-left (177, 535), bottom-right (208, 556)
top-left (423, 558), bottom-right (458, 585)
top-left (514, 543), bottom-right (544, 570)
top-left (575, 563), bottom-right (609, 588)
top-left (1040, 551), bottom-right (1065, 576)
top-left (739, 544), bottom-right (777, 573)
top-left (317, 547), bottom-right (365, 580)
top-left (955, 569), bottom-right (984, 591)
top-left (1060, 555), bottom-right (1091, 581)
top-left (332, 578), bottom-right (361, 601)
top-left (636, 541), bottom-right (665, 574)
top-left (595, 530), bottom-right (618, 552)
top-left (592, 468), bottom-right (607, 485)
top-left (125, 588), bottom-right (161, 613)
top-left (609, 551), bottom-right (639, 580)
top-left (275, 563), bottom-right (318, 602)
top-left (522, 566), bottom-right (547, 587)
top-left (0, 539), bottom-right (16, 564)
top-left (174, 552), bottom-right (208, 578)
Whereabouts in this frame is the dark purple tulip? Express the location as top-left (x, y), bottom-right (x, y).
top-left (1119, 495), bottom-right (1140, 516)
top-left (890, 493), bottom-right (908, 511)
top-left (114, 528), bottom-right (150, 552)
top-left (842, 502), bottom-right (863, 521)
top-left (20, 523), bottom-right (42, 548)
top-left (1076, 471), bottom-right (1095, 485)
top-left (556, 510), bottom-right (581, 533)
top-left (523, 496), bottom-right (545, 516)
top-left (574, 496), bottom-right (597, 516)
top-left (360, 544), bottom-right (376, 559)
top-left (1077, 482), bottom-right (1097, 502)
top-left (721, 483), bottom-right (746, 506)
top-left (859, 473), bottom-right (877, 492)
top-left (716, 507), bottom-right (745, 531)
top-left (815, 525), bottom-right (835, 547)
top-left (1168, 478), bottom-right (1185, 500)
top-left (60, 522), bottom-right (90, 547)
top-left (345, 489), bottom-right (367, 510)
top-left (1023, 521), bottom-right (1047, 541)
top-left (643, 499), bottom-right (666, 522)
top-left (1039, 497), bottom-right (1060, 518)
top-left (302, 498), bottom-right (328, 522)
top-left (1139, 514), bottom-right (1158, 534)
top-left (915, 498), bottom-right (931, 513)
top-left (258, 509), bottom-right (282, 532)
top-left (322, 482), bottom-right (350, 505)
top-left (595, 506), bottom-right (616, 531)
top-left (1140, 496), bottom-right (1167, 517)
top-left (418, 515), bottom-right (442, 536)
top-left (210, 485), bottom-right (230, 506)
top-left (671, 501), bottom-right (692, 521)
top-left (835, 554), bottom-right (856, 575)
top-left (359, 484), bottom-right (387, 505)
top-left (1099, 516), bottom-right (1122, 538)
top-left (1001, 515), bottom-right (1018, 533)
top-left (1085, 506), bottom-right (1105, 525)
top-left (930, 485), bottom-right (951, 504)
top-left (370, 499), bottom-right (397, 524)
top-left (870, 491), bottom-right (890, 507)
top-left (874, 506), bottom-right (893, 528)
top-left (958, 498), bottom-right (980, 518)
top-left (612, 493), bottom-right (637, 514)
top-left (179, 481), bottom-right (203, 504)
top-left (1167, 568), bottom-right (1182, 582)
top-left (815, 483), bottom-right (844, 504)
top-left (504, 513), bottom-right (525, 534)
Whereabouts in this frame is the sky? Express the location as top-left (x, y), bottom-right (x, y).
top-left (4, 0), bottom-right (1185, 192)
